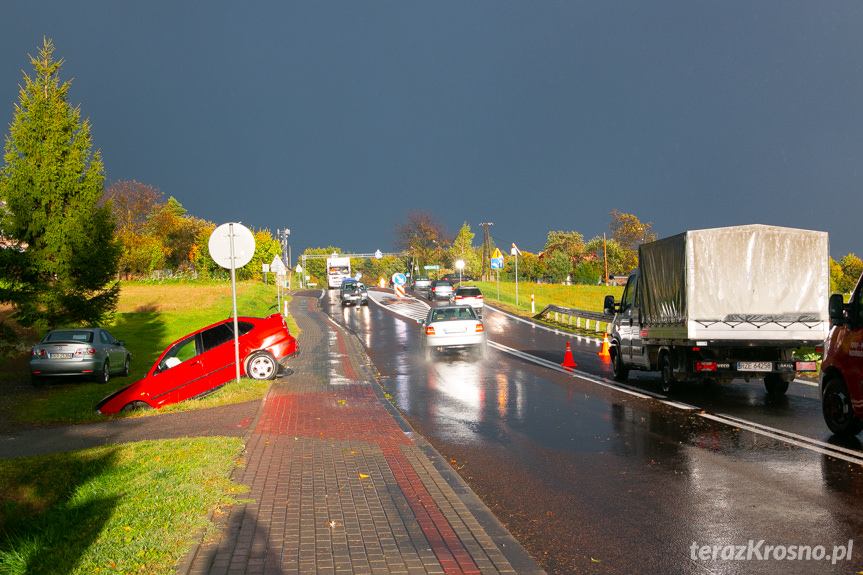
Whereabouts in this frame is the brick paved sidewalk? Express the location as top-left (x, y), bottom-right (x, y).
top-left (179, 295), bottom-right (545, 575)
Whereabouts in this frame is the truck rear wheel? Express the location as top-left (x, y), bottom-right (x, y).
top-left (660, 353), bottom-right (676, 394)
top-left (764, 374), bottom-right (789, 395)
top-left (822, 377), bottom-right (863, 436)
top-left (611, 347), bottom-right (628, 382)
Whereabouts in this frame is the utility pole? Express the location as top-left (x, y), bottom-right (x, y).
top-left (603, 232), bottom-right (609, 286)
top-left (479, 222), bottom-right (493, 280)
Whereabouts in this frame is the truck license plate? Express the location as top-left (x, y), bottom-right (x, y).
top-left (737, 361), bottom-right (772, 372)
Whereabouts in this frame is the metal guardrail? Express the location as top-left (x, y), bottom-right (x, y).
top-left (534, 304), bottom-right (615, 334)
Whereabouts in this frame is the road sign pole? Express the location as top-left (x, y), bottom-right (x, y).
top-left (229, 224), bottom-right (241, 385)
top-left (208, 222), bottom-right (255, 387)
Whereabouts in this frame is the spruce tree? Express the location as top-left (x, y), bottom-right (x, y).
top-left (0, 38), bottom-right (120, 328)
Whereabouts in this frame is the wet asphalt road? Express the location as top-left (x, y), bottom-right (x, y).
top-left (317, 287), bottom-right (863, 574)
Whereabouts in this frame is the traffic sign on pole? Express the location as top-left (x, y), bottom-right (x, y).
top-left (208, 223), bottom-right (256, 386)
top-left (271, 256), bottom-right (286, 274)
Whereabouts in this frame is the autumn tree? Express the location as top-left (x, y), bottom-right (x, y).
top-left (103, 180), bottom-right (165, 277)
top-left (0, 39), bottom-right (120, 328)
top-left (829, 258), bottom-right (844, 294)
top-left (545, 250), bottom-right (573, 283)
top-left (506, 250), bottom-right (543, 282)
top-left (449, 223), bottom-right (480, 276)
top-left (837, 254), bottom-right (863, 294)
top-left (191, 222), bottom-right (219, 280)
top-left (609, 210), bottom-right (657, 273)
top-left (585, 236), bottom-right (628, 281)
top-left (543, 231), bottom-right (587, 262)
top-left (392, 209), bottom-right (450, 271)
top-left (148, 197), bottom-right (211, 271)
top-left (245, 229), bottom-right (283, 282)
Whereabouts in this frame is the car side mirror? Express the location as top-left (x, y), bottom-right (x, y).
top-left (603, 295), bottom-right (617, 315)
top-left (829, 293), bottom-right (847, 326)
top-left (477, 314), bottom-right (482, 320)
top-left (117, 340), bottom-right (126, 346)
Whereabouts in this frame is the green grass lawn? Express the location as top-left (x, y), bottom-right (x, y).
top-left (0, 437), bottom-right (245, 575)
top-left (473, 280), bottom-right (623, 335)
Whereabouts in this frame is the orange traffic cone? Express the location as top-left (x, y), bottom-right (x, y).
top-left (561, 342), bottom-right (577, 369)
top-left (598, 333), bottom-right (611, 358)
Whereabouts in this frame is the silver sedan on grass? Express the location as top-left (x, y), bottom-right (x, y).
top-left (29, 327), bottom-right (131, 384)
top-left (418, 304), bottom-right (486, 357)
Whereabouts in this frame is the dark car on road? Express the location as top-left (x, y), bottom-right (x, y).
top-left (340, 280), bottom-right (369, 306)
top-left (96, 314), bottom-right (297, 415)
top-left (428, 280), bottom-right (454, 301)
top-left (30, 327), bottom-right (131, 385)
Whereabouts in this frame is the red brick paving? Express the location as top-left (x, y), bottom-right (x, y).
top-left (256, 383), bottom-right (480, 575)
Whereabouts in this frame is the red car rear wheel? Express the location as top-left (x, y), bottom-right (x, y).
top-left (246, 351), bottom-right (278, 380)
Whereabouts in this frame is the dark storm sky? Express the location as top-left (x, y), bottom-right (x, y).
top-left (2, 1), bottom-right (862, 259)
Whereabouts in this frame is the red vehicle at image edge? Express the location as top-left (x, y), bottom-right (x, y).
top-left (96, 314), bottom-right (297, 415)
top-left (821, 271), bottom-right (863, 436)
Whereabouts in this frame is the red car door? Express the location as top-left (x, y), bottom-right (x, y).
top-left (149, 335), bottom-right (205, 407)
top-left (195, 322), bottom-right (243, 388)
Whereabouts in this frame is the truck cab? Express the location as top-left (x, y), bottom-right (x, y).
top-left (605, 271), bottom-right (647, 376)
top-left (820, 273), bottom-right (863, 436)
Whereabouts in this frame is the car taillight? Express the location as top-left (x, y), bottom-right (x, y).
top-left (32, 349), bottom-right (45, 357)
top-left (696, 362), bottom-right (717, 371)
top-left (426, 326), bottom-right (436, 335)
top-left (475, 324), bottom-right (484, 333)
top-left (75, 348), bottom-right (96, 355)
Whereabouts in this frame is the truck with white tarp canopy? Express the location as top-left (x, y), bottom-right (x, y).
top-left (603, 224), bottom-right (830, 394)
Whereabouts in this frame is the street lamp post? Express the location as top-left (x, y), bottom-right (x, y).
top-left (278, 228), bottom-right (290, 287)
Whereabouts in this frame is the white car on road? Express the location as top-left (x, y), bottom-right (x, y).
top-left (449, 285), bottom-right (483, 312)
top-left (418, 304), bottom-right (486, 357)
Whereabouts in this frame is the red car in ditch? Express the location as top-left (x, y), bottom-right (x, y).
top-left (96, 314), bottom-right (297, 415)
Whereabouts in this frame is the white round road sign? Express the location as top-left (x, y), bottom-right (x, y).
top-left (392, 273), bottom-right (406, 286)
top-left (208, 223), bottom-right (256, 269)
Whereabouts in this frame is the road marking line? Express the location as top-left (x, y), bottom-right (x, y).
top-left (661, 400), bottom-right (699, 410)
top-left (701, 412), bottom-right (863, 466)
top-left (487, 341), bottom-right (656, 400)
